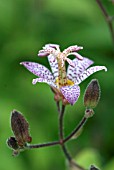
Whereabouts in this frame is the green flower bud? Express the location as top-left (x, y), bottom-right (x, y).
top-left (90, 165), bottom-right (99, 170)
top-left (11, 110), bottom-right (32, 147)
top-left (7, 137), bottom-right (20, 157)
top-left (7, 137), bottom-right (19, 150)
top-left (85, 108), bottom-right (94, 118)
top-left (84, 79), bottom-right (100, 109)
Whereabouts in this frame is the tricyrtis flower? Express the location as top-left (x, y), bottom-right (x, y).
top-left (20, 44), bottom-right (107, 105)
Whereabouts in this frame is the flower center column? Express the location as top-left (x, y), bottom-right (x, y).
top-left (57, 53), bottom-right (67, 88)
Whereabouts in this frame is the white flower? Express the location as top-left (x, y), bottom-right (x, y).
top-left (20, 44), bottom-right (107, 105)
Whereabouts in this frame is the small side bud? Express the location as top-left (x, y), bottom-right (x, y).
top-left (11, 110), bottom-right (32, 147)
top-left (84, 79), bottom-right (100, 109)
top-left (7, 137), bottom-right (20, 157)
top-left (90, 165), bottom-right (100, 170)
top-left (85, 108), bottom-right (94, 118)
top-left (7, 137), bottom-right (19, 150)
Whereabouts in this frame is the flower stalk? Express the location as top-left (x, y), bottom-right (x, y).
top-left (63, 116), bottom-right (87, 143)
top-left (25, 141), bottom-right (60, 149)
top-left (58, 104), bottom-right (85, 170)
top-left (59, 105), bottom-right (65, 143)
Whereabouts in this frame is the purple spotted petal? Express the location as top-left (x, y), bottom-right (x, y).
top-left (32, 78), bottom-right (57, 88)
top-left (60, 84), bottom-right (80, 105)
top-left (75, 66), bottom-right (107, 84)
top-left (48, 54), bottom-right (59, 79)
top-left (67, 57), bottom-right (94, 82)
top-left (20, 62), bottom-right (54, 80)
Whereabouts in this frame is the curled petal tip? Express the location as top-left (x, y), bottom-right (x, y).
top-left (20, 62), bottom-right (28, 66)
top-left (38, 51), bottom-right (49, 57)
top-left (32, 79), bottom-right (37, 85)
top-left (74, 52), bottom-right (83, 60)
top-left (66, 58), bottom-right (75, 67)
top-left (100, 66), bottom-right (107, 72)
top-left (104, 66), bottom-right (107, 72)
top-left (76, 46), bottom-right (83, 51)
top-left (20, 62), bottom-right (29, 66)
top-left (67, 52), bottom-right (83, 60)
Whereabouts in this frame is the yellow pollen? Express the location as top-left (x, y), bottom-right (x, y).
top-left (67, 79), bottom-right (74, 86)
top-left (55, 78), bottom-right (74, 88)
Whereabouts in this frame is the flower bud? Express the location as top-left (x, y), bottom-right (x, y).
top-left (90, 165), bottom-right (99, 170)
top-left (11, 110), bottom-right (32, 147)
top-left (7, 137), bottom-right (20, 156)
top-left (7, 137), bottom-right (19, 150)
top-left (84, 79), bottom-right (100, 109)
top-left (85, 108), bottom-right (94, 118)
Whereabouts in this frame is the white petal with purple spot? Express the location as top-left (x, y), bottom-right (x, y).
top-left (67, 57), bottom-right (94, 82)
top-left (60, 84), bottom-right (80, 105)
top-left (75, 66), bottom-right (107, 84)
top-left (21, 62), bottom-right (54, 80)
top-left (32, 78), bottom-right (57, 88)
top-left (48, 54), bottom-right (59, 79)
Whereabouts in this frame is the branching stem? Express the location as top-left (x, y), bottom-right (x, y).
top-left (64, 116), bottom-right (87, 143)
top-left (26, 140), bottom-right (60, 149)
top-left (96, 0), bottom-right (114, 47)
top-left (58, 105), bottom-right (85, 170)
top-left (26, 105), bottom-right (87, 170)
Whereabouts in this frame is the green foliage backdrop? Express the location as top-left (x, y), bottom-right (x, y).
top-left (0, 0), bottom-right (114, 169)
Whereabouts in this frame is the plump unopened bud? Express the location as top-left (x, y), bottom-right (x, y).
top-left (7, 137), bottom-right (19, 150)
top-left (90, 165), bottom-right (99, 170)
top-left (11, 110), bottom-right (32, 147)
top-left (85, 108), bottom-right (94, 118)
top-left (84, 79), bottom-right (100, 109)
top-left (7, 137), bottom-right (20, 156)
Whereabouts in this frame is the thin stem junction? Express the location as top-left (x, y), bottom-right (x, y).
top-left (64, 116), bottom-right (87, 143)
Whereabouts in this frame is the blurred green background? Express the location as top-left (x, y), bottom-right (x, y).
top-left (0, 0), bottom-right (114, 170)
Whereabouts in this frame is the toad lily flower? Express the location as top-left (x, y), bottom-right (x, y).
top-left (20, 44), bottom-right (107, 105)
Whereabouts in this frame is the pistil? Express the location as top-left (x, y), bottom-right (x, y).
top-left (57, 53), bottom-right (67, 88)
